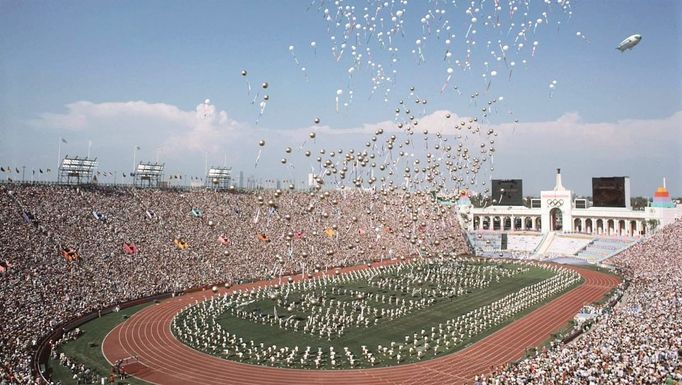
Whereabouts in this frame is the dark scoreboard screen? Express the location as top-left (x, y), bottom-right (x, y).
top-left (592, 177), bottom-right (626, 207)
top-left (492, 179), bottom-right (523, 206)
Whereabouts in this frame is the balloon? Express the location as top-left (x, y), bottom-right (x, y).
top-left (335, 89), bottom-right (343, 112)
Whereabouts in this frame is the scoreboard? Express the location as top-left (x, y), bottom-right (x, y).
top-left (492, 179), bottom-right (523, 206)
top-left (592, 177), bottom-right (629, 208)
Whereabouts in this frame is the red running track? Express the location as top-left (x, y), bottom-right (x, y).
top-left (103, 262), bottom-right (620, 385)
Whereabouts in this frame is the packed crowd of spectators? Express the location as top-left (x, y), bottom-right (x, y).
top-left (477, 218), bottom-right (682, 384)
top-left (0, 184), bottom-right (470, 384)
top-left (4, 183), bottom-right (680, 385)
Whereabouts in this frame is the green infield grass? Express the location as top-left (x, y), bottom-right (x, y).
top-left (47, 303), bottom-right (151, 385)
top-left (173, 259), bottom-right (583, 369)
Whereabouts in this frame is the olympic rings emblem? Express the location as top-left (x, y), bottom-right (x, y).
top-left (547, 199), bottom-right (563, 207)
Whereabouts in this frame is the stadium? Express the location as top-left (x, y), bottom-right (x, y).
top-left (1, 1), bottom-right (681, 385)
top-left (0, 173), bottom-right (679, 384)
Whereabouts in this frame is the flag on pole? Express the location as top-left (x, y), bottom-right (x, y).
top-left (135, 145), bottom-right (141, 150)
top-left (61, 138), bottom-right (68, 144)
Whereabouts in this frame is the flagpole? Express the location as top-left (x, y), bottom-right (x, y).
top-left (57, 139), bottom-right (61, 173)
top-left (133, 145), bottom-right (138, 171)
top-left (87, 140), bottom-right (92, 158)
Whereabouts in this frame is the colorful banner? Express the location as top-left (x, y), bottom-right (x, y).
top-left (22, 210), bottom-right (34, 224)
top-left (62, 249), bottom-right (80, 262)
top-left (123, 242), bottom-right (138, 255)
top-left (173, 239), bottom-right (189, 250)
top-left (92, 210), bottom-right (107, 221)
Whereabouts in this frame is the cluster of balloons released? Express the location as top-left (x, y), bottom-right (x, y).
top-left (225, 1), bottom-right (642, 270)
top-left (250, 1), bottom-right (576, 180)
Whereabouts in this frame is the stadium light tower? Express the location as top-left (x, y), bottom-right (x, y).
top-left (58, 155), bottom-right (98, 185)
top-left (134, 162), bottom-right (165, 188)
top-left (206, 166), bottom-right (232, 190)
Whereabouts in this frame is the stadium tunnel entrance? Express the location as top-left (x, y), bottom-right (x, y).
top-left (550, 207), bottom-right (563, 231)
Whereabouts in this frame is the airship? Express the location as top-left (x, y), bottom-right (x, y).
top-left (617, 34), bottom-right (642, 52)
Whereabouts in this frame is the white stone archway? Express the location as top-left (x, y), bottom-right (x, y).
top-left (549, 207), bottom-right (563, 231)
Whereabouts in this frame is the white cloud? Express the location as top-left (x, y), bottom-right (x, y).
top-left (338, 109), bottom-right (682, 155)
top-left (493, 111), bottom-right (682, 154)
top-left (30, 100), bottom-right (245, 155)
top-left (30, 100), bottom-right (682, 156)
top-left (27, 100), bottom-right (681, 193)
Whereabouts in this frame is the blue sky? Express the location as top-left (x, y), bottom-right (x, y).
top-left (0, 0), bottom-right (680, 196)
